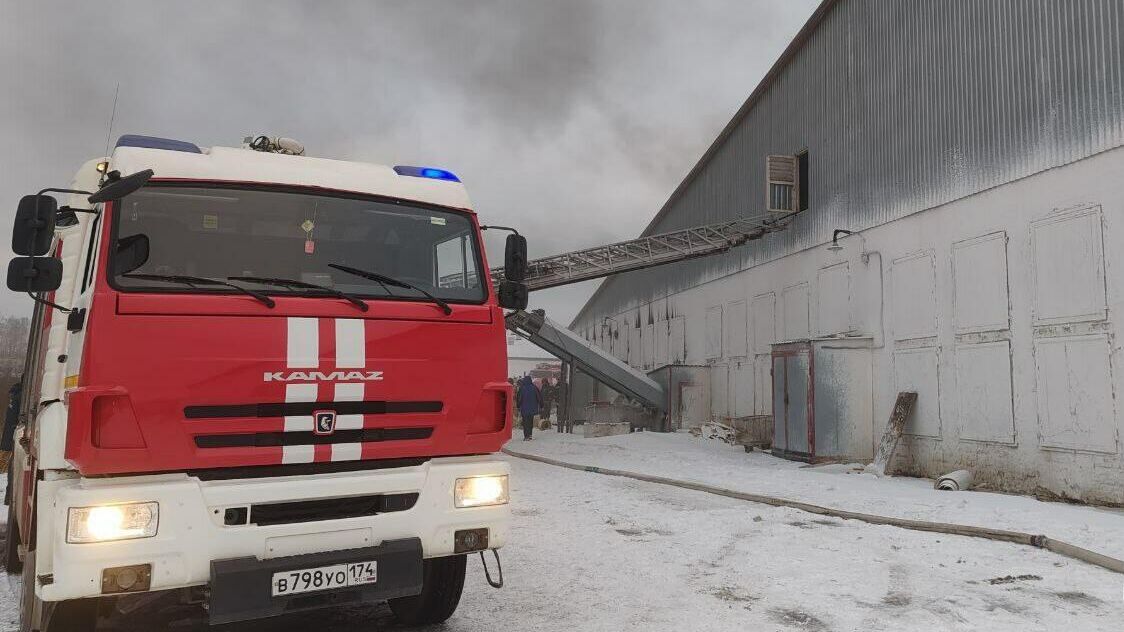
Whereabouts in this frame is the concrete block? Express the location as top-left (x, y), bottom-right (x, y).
top-left (584, 421), bottom-right (631, 438)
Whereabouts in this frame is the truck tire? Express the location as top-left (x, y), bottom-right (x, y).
top-left (42, 599), bottom-right (99, 632)
top-left (4, 502), bottom-right (21, 573)
top-left (19, 548), bottom-right (36, 632)
top-left (19, 549), bottom-right (99, 632)
top-left (388, 554), bottom-right (467, 626)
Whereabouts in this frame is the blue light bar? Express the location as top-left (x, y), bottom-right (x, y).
top-left (393, 165), bottom-right (461, 182)
top-left (115, 134), bottom-right (202, 154)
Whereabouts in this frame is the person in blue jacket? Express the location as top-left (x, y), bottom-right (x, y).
top-left (515, 375), bottom-right (542, 441)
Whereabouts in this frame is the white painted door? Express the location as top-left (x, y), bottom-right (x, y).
top-left (680, 383), bottom-right (707, 430)
top-left (731, 362), bottom-right (754, 418)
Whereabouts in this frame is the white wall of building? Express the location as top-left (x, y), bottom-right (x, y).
top-left (580, 146), bottom-right (1124, 504)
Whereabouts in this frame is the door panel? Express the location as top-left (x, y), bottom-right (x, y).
top-left (731, 363), bottom-right (754, 418)
top-left (772, 356), bottom-right (786, 450)
top-left (710, 364), bottom-right (729, 420)
top-left (680, 384), bottom-right (707, 430)
top-left (785, 352), bottom-right (810, 454)
top-left (754, 354), bottom-right (772, 416)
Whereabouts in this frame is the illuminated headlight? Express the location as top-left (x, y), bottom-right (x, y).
top-left (67, 503), bottom-right (159, 544)
top-left (454, 476), bottom-right (509, 508)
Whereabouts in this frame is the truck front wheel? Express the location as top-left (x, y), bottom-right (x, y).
top-left (41, 599), bottom-right (99, 632)
top-left (388, 554), bottom-right (467, 626)
top-left (19, 549), bottom-right (99, 632)
top-left (4, 502), bottom-right (21, 573)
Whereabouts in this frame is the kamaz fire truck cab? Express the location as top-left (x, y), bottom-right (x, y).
top-left (3, 134), bottom-right (528, 631)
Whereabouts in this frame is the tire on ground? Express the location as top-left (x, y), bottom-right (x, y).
top-left (4, 502), bottom-right (21, 573)
top-left (19, 547), bottom-right (35, 632)
top-left (43, 598), bottom-right (99, 632)
top-left (388, 554), bottom-right (467, 626)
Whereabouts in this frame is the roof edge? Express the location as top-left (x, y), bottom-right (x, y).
top-left (569, 0), bottom-right (838, 328)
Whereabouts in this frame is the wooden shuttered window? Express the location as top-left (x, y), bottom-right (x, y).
top-left (766, 154), bottom-right (798, 214)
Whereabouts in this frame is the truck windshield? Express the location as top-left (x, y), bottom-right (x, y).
top-left (110, 184), bottom-right (485, 303)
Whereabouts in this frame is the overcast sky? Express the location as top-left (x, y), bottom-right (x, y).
top-left (0, 0), bottom-right (815, 328)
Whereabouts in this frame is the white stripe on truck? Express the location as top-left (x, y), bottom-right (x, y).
top-left (281, 317), bottom-right (373, 463)
top-left (283, 383), bottom-right (318, 432)
top-left (330, 443), bottom-right (362, 461)
top-left (335, 318), bottom-right (366, 368)
top-left (281, 444), bottom-right (315, 464)
top-left (286, 317), bottom-right (319, 368)
top-left (333, 382), bottom-right (365, 430)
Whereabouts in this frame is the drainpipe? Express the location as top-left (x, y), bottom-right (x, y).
top-left (866, 250), bottom-right (885, 350)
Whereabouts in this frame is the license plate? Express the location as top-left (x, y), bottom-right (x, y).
top-left (271, 560), bottom-right (378, 597)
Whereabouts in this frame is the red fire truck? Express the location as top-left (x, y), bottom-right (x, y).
top-left (3, 134), bottom-right (528, 630)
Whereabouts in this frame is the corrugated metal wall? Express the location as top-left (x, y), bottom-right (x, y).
top-left (574, 0), bottom-right (1124, 328)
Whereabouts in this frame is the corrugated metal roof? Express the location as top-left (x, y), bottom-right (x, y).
top-left (574, 0), bottom-right (1124, 327)
top-left (636, 0), bottom-right (839, 238)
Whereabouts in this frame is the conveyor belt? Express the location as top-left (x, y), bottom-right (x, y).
top-left (505, 309), bottom-right (665, 411)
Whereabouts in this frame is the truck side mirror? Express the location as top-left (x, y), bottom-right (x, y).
top-left (12, 195), bottom-right (58, 256)
top-left (88, 169), bottom-right (154, 204)
top-left (6, 257), bottom-right (62, 293)
top-left (504, 234), bottom-right (528, 282)
top-left (114, 234), bottom-right (150, 275)
top-left (498, 280), bottom-right (528, 310)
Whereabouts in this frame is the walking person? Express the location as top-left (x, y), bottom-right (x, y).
top-left (515, 375), bottom-right (542, 441)
top-left (540, 378), bottom-right (557, 429)
top-left (1, 380), bottom-right (22, 475)
top-left (556, 376), bottom-right (571, 434)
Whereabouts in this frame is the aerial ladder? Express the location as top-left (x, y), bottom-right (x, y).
top-left (494, 209), bottom-right (794, 412)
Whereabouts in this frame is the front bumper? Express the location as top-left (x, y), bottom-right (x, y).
top-left (37, 455), bottom-right (509, 601)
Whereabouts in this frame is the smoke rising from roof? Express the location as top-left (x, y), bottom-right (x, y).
top-left (0, 0), bottom-right (815, 321)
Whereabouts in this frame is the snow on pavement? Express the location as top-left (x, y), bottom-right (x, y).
top-left (0, 554), bottom-right (16, 632)
top-left (3, 452), bottom-right (1123, 631)
top-left (470, 454), bottom-right (1124, 632)
top-left (508, 430), bottom-right (1124, 562)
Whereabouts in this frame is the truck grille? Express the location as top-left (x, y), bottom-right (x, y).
top-left (190, 458), bottom-right (430, 481)
top-left (184, 400), bottom-right (442, 419)
top-left (194, 427), bottom-right (433, 449)
top-left (248, 492), bottom-right (420, 526)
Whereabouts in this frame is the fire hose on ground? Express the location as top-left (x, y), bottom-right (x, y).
top-left (502, 447), bottom-right (1124, 576)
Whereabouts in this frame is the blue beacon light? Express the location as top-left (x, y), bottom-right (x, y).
top-left (393, 165), bottom-right (461, 182)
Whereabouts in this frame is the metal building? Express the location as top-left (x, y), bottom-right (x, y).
top-left (569, 0), bottom-right (1124, 503)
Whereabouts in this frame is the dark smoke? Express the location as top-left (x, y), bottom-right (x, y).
top-left (0, 0), bottom-right (815, 322)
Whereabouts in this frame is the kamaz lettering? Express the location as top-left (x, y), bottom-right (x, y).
top-left (264, 370), bottom-right (384, 382)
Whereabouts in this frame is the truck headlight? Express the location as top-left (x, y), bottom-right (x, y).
top-left (454, 475), bottom-right (509, 508)
top-left (67, 502), bottom-right (159, 544)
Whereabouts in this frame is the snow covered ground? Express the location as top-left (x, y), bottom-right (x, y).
top-left (1, 444), bottom-right (1122, 630)
top-left (509, 429), bottom-right (1124, 561)
top-left (0, 560), bottom-right (16, 632)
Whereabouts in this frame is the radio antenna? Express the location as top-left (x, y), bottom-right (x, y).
top-left (102, 83), bottom-right (120, 161)
top-left (96, 83), bottom-right (120, 186)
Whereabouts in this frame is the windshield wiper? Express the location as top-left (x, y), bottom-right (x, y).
top-left (328, 263), bottom-right (453, 315)
top-left (121, 273), bottom-right (275, 308)
top-left (228, 276), bottom-right (369, 312)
